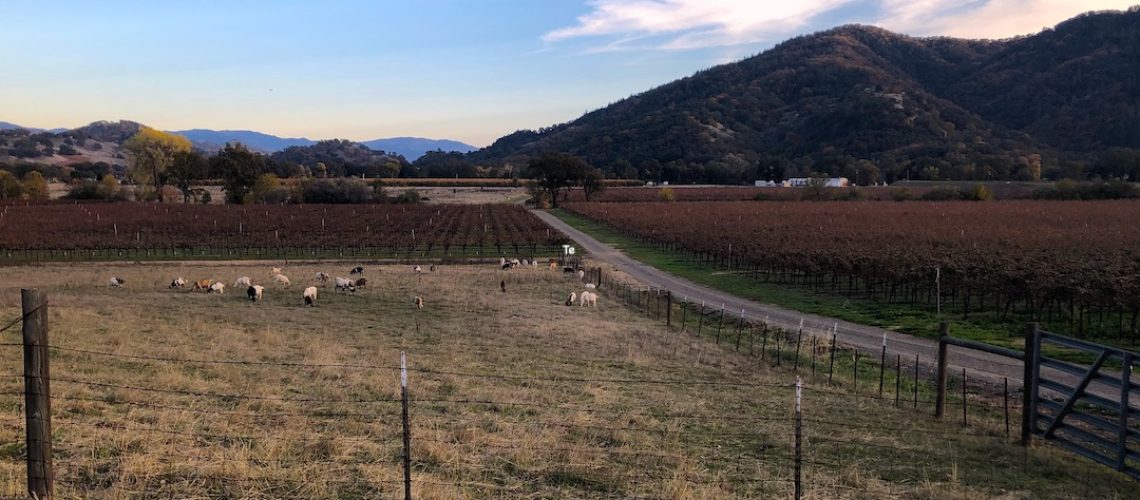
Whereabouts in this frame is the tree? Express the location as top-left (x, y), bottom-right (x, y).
top-left (526, 153), bottom-right (596, 208)
top-left (211, 143), bottom-right (265, 204)
top-left (166, 150), bottom-right (208, 203)
top-left (20, 171), bottom-right (49, 200)
top-left (581, 167), bottom-right (606, 201)
top-left (0, 171), bottom-right (22, 199)
top-left (123, 127), bottom-right (192, 202)
top-left (248, 174), bottom-right (281, 203)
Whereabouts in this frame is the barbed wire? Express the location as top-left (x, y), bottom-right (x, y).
top-left (54, 377), bottom-right (403, 404)
top-left (410, 397), bottom-right (793, 422)
top-left (56, 417), bottom-right (400, 448)
top-left (52, 393), bottom-right (398, 418)
top-left (0, 302), bottom-right (46, 335)
top-left (47, 344), bottom-right (791, 388)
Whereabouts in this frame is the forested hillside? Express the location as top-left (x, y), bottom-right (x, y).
top-left (472, 9), bottom-right (1140, 184)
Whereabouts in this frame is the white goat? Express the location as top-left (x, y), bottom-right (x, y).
top-left (108, 277), bottom-right (125, 288)
top-left (335, 277), bottom-right (356, 293)
top-left (208, 282), bottom-right (226, 294)
top-left (565, 292), bottom-right (577, 306)
top-left (169, 277), bottom-right (186, 289)
top-left (274, 274), bottom-right (291, 287)
top-left (303, 286), bottom-right (318, 306)
top-left (584, 283), bottom-right (596, 289)
top-left (248, 285), bottom-right (264, 302)
top-left (233, 276), bottom-right (252, 288)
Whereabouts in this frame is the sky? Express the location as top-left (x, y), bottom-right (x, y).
top-left (1, 1), bottom-right (1134, 147)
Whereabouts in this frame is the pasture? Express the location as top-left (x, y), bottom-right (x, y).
top-left (0, 262), bottom-right (1133, 498)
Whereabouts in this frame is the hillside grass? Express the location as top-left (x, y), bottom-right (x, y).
top-left (0, 263), bottom-right (1132, 498)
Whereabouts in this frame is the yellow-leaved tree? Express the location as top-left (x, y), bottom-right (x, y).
top-left (123, 127), bottom-right (192, 202)
top-left (21, 171), bottom-right (49, 201)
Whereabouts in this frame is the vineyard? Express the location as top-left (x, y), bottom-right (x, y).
top-left (563, 200), bottom-right (1140, 342)
top-left (0, 203), bottom-right (566, 260)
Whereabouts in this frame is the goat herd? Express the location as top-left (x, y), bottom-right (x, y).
top-left (103, 257), bottom-right (600, 309)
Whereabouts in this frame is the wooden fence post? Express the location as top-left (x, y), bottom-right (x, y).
top-left (22, 289), bottom-right (53, 500)
top-left (665, 292), bottom-right (672, 327)
top-left (1021, 322), bottom-right (1039, 447)
top-left (935, 322), bottom-right (950, 419)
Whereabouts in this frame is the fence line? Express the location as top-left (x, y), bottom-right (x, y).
top-left (1, 284), bottom-right (1108, 499)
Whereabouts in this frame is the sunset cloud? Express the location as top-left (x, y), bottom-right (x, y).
top-left (545, 0), bottom-right (1138, 51)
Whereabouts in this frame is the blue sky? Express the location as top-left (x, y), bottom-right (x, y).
top-left (1, 1), bottom-right (1133, 146)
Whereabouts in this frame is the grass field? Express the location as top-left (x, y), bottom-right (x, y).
top-left (0, 263), bottom-right (1133, 498)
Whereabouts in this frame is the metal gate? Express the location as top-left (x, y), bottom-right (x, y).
top-left (1027, 327), bottom-right (1140, 480)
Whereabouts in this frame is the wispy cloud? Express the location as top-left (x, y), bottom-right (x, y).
top-left (545, 0), bottom-right (1137, 51)
top-left (878, 0), bottom-right (1139, 39)
top-left (544, 0), bottom-right (856, 50)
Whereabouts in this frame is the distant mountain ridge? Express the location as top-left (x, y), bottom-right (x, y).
top-left (0, 122), bottom-right (475, 161)
top-left (168, 130), bottom-right (477, 160)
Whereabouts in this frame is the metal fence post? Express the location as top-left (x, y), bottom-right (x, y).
top-left (1117, 352), bottom-right (1132, 471)
top-left (22, 289), bottom-right (53, 500)
top-left (794, 377), bottom-right (802, 500)
top-left (401, 352), bottom-right (411, 500)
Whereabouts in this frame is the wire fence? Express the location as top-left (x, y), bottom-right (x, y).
top-left (0, 275), bottom-right (1120, 499)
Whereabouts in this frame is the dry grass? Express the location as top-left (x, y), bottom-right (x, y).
top-left (0, 263), bottom-right (1133, 499)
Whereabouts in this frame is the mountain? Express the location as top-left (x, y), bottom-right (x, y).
top-left (171, 130), bottom-right (474, 160)
top-left (0, 121), bottom-right (25, 131)
top-left (359, 137), bottom-right (476, 161)
top-left (471, 8), bottom-right (1140, 184)
top-left (172, 129), bottom-right (316, 154)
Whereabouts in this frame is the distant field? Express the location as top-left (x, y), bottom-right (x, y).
top-left (0, 203), bottom-right (564, 261)
top-left (0, 263), bottom-right (1130, 498)
top-left (561, 200), bottom-right (1140, 346)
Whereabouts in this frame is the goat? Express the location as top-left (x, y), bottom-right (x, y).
top-left (248, 285), bottom-right (264, 302)
top-left (414, 296), bottom-right (424, 309)
top-left (335, 277), bottom-right (356, 293)
top-left (169, 277), bottom-right (186, 289)
top-left (565, 292), bottom-right (577, 306)
top-left (108, 277), bottom-right (125, 288)
top-left (233, 276), bottom-right (252, 288)
top-left (350, 266), bottom-right (365, 276)
top-left (302, 286), bottom-right (318, 306)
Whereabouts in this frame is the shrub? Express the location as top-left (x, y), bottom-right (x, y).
top-left (961, 184), bottom-right (994, 201)
top-left (658, 187), bottom-right (676, 202)
top-left (919, 187), bottom-right (962, 201)
top-left (395, 189), bottom-right (422, 204)
top-left (889, 188), bottom-right (915, 201)
top-left (301, 179), bottom-right (374, 204)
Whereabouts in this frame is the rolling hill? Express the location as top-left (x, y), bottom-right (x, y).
top-left (471, 8), bottom-right (1140, 184)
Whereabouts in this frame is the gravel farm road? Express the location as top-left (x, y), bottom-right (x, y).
top-left (531, 209), bottom-right (1137, 408)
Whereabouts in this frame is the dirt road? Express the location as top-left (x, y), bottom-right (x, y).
top-left (532, 209), bottom-right (1137, 408)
